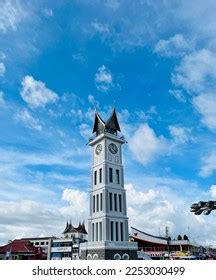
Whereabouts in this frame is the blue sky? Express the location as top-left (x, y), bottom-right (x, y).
top-left (1, 0), bottom-right (216, 246)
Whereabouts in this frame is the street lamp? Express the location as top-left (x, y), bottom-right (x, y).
top-left (190, 201), bottom-right (216, 215)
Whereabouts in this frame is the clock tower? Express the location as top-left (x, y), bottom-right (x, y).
top-left (80, 109), bottom-right (137, 260)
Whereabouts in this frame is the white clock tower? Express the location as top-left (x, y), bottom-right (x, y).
top-left (80, 109), bottom-right (137, 260)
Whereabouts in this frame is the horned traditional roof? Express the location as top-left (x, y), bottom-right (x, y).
top-left (62, 220), bottom-right (87, 235)
top-left (92, 109), bottom-right (121, 136)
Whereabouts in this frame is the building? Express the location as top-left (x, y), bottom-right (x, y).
top-left (50, 221), bottom-right (87, 260)
top-left (80, 109), bottom-right (138, 260)
top-left (131, 227), bottom-right (200, 259)
top-left (0, 221), bottom-right (87, 260)
top-left (21, 237), bottom-right (53, 260)
top-left (0, 239), bottom-right (43, 260)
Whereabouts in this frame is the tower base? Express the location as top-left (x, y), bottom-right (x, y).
top-left (80, 241), bottom-right (138, 260)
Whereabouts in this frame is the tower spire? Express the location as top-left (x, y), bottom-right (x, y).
top-left (92, 109), bottom-right (121, 136)
top-left (105, 108), bottom-right (121, 134)
top-left (92, 111), bottom-right (105, 136)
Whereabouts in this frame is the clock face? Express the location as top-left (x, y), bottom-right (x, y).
top-left (108, 143), bottom-right (118, 154)
top-left (95, 144), bottom-right (102, 155)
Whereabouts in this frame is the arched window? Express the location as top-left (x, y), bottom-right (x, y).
top-left (114, 253), bottom-right (121, 260)
top-left (122, 253), bottom-right (129, 260)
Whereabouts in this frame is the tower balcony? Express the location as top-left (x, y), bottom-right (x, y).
top-left (88, 132), bottom-right (126, 146)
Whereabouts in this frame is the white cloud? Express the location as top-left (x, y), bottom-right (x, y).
top-left (72, 53), bottom-right (85, 63)
top-left (0, 199), bottom-right (65, 244)
top-left (0, 188), bottom-right (89, 245)
top-left (127, 122), bottom-right (193, 166)
top-left (61, 188), bottom-right (89, 220)
top-left (128, 124), bottom-right (168, 165)
top-left (105, 0), bottom-right (121, 10)
top-left (43, 8), bottom-right (53, 17)
top-left (172, 49), bottom-right (216, 93)
top-left (125, 182), bottom-right (216, 244)
top-left (20, 75), bottom-right (59, 108)
top-left (88, 94), bottom-right (99, 108)
top-left (70, 109), bottom-right (83, 121)
top-left (170, 49), bottom-right (216, 132)
top-left (126, 183), bottom-right (159, 205)
top-left (0, 0), bottom-right (25, 33)
top-left (193, 93), bottom-right (216, 132)
top-left (91, 21), bottom-right (110, 34)
top-left (0, 51), bottom-right (6, 60)
top-left (0, 91), bottom-right (5, 106)
top-left (154, 34), bottom-right (191, 57)
top-left (0, 62), bottom-right (6, 77)
top-left (169, 89), bottom-right (186, 103)
top-left (95, 65), bottom-right (113, 92)
top-left (209, 185), bottom-right (216, 199)
top-left (79, 123), bottom-right (91, 139)
top-left (169, 125), bottom-right (191, 144)
top-left (14, 108), bottom-right (43, 131)
top-left (135, 106), bottom-right (157, 122)
top-left (199, 152), bottom-right (216, 177)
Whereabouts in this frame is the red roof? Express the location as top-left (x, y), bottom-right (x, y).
top-left (0, 240), bottom-right (39, 254)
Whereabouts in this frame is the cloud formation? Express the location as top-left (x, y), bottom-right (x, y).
top-left (169, 89), bottom-right (186, 103)
top-left (95, 65), bottom-right (113, 92)
top-left (154, 34), bottom-right (192, 57)
top-left (20, 75), bottom-right (59, 108)
top-left (61, 188), bottom-right (89, 220)
top-left (128, 124), bottom-right (168, 165)
top-left (193, 93), bottom-right (216, 132)
top-left (199, 152), bottom-right (216, 177)
top-left (209, 185), bottom-right (216, 199)
top-left (14, 108), bottom-right (43, 131)
top-left (0, 91), bottom-right (5, 106)
top-left (0, 0), bottom-right (25, 33)
top-left (172, 49), bottom-right (216, 93)
top-left (0, 62), bottom-right (5, 77)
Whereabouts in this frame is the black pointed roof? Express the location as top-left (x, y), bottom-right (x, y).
top-left (62, 220), bottom-right (69, 234)
top-left (105, 109), bottom-right (121, 133)
top-left (62, 221), bottom-right (88, 235)
top-left (92, 111), bottom-right (105, 135)
top-left (92, 109), bottom-right (121, 136)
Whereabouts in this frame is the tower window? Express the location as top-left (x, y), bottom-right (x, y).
top-left (115, 222), bottom-right (119, 241)
top-left (100, 193), bottom-right (103, 211)
top-left (99, 168), bottom-right (102, 183)
top-left (93, 195), bottom-right (95, 213)
top-left (109, 193), bottom-right (113, 211)
top-left (116, 169), bottom-right (120, 184)
top-left (92, 223), bottom-right (95, 242)
top-left (110, 221), bottom-right (114, 241)
top-left (94, 170), bottom-right (97, 185)
top-left (109, 168), bottom-right (113, 182)
top-left (96, 194), bottom-right (99, 212)
top-left (114, 193), bottom-right (117, 211)
top-left (99, 222), bottom-right (102, 241)
top-left (119, 194), bottom-right (122, 212)
top-left (120, 222), bottom-right (124, 241)
top-left (96, 223), bottom-right (98, 241)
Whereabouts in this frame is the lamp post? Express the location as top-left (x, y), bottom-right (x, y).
top-left (190, 201), bottom-right (216, 215)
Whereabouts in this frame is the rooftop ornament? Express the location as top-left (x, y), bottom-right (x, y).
top-left (190, 201), bottom-right (216, 215)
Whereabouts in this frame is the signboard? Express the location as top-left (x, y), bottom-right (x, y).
top-left (51, 247), bottom-right (71, 253)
